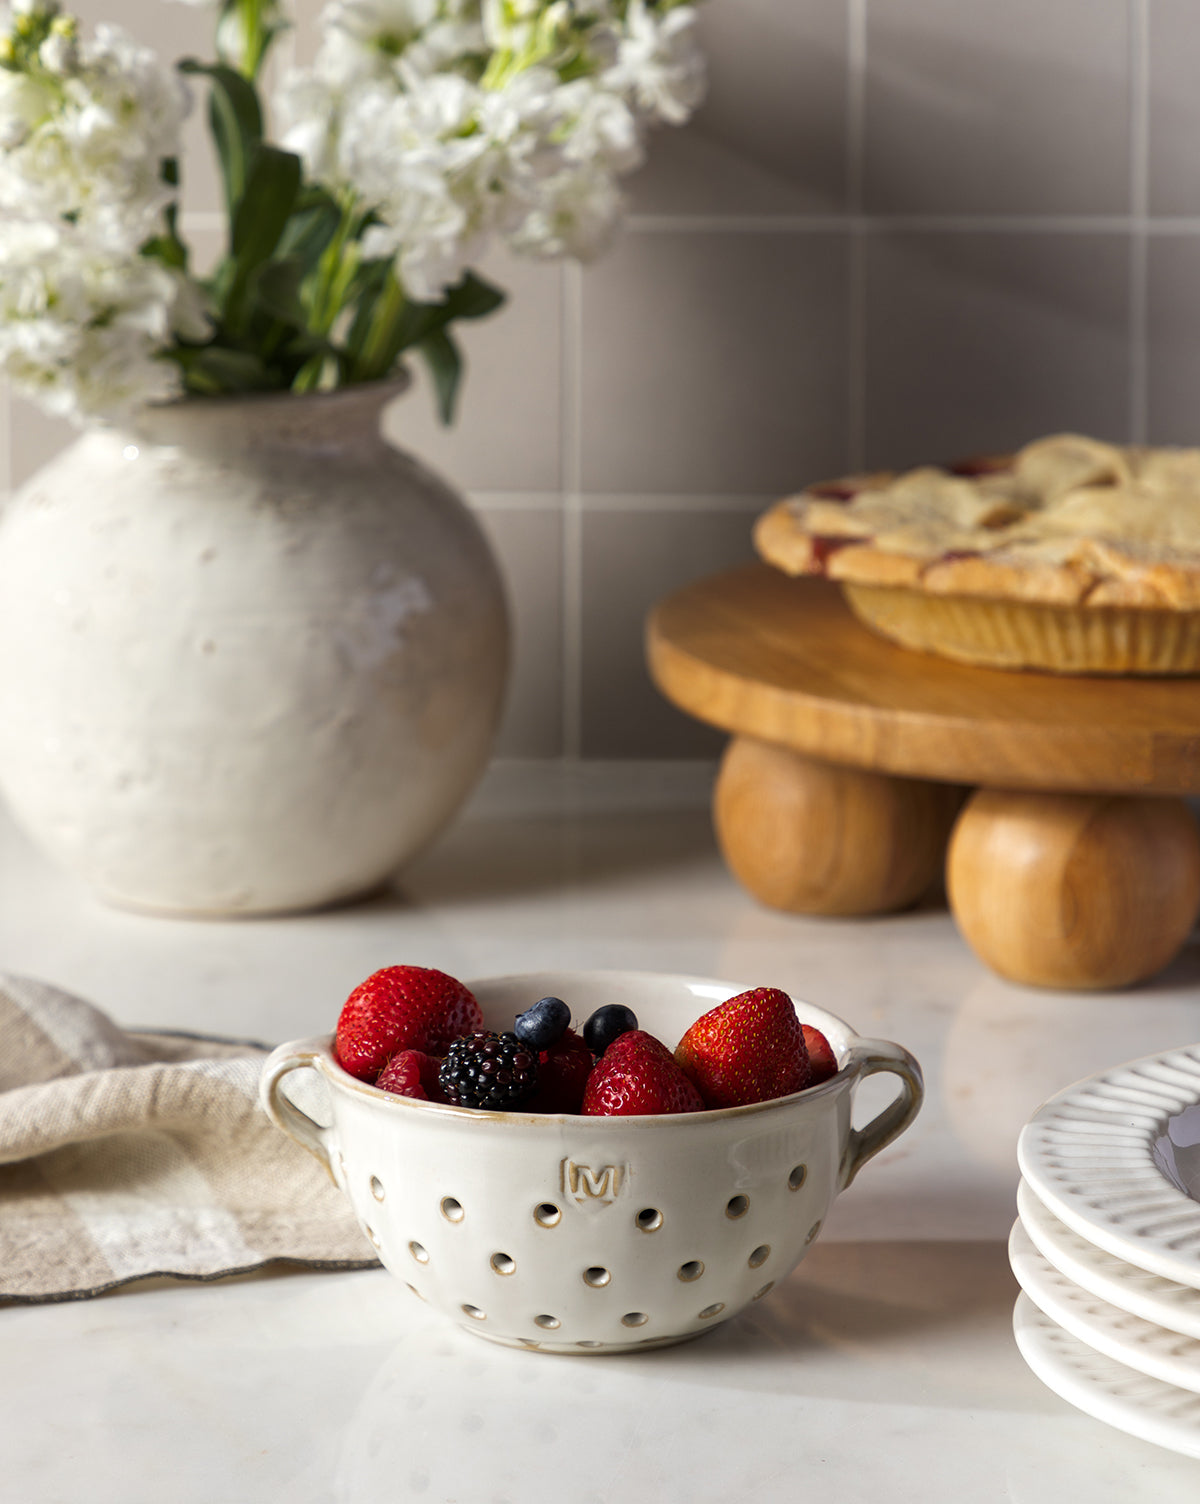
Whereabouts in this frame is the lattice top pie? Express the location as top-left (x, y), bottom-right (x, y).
top-left (754, 434), bottom-right (1200, 611)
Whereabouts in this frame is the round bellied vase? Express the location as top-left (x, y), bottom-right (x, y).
top-left (0, 380), bottom-right (509, 915)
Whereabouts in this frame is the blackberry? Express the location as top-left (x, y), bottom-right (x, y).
top-left (439, 1031), bottom-right (540, 1110)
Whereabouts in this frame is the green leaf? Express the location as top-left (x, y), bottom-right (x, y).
top-left (179, 59), bottom-right (264, 221)
top-left (172, 345), bottom-right (278, 395)
top-left (142, 233), bottom-right (188, 272)
top-left (248, 255), bottom-right (307, 327)
top-left (220, 145), bottom-right (303, 332)
top-left (441, 271), bottom-right (506, 324)
top-left (231, 145), bottom-right (302, 264)
top-left (419, 328), bottom-right (463, 425)
top-left (276, 187), bottom-right (344, 270)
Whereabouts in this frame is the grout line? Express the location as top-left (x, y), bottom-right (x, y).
top-left (846, 0), bottom-right (869, 472)
top-left (560, 263), bottom-right (585, 762)
top-left (568, 493), bottom-right (776, 512)
top-left (1129, 0), bottom-right (1151, 443)
top-left (626, 213), bottom-right (1144, 235)
top-left (467, 492), bottom-right (565, 511)
top-left (846, 0), bottom-right (868, 215)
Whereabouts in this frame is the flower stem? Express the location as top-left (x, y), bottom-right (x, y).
top-left (352, 273), bottom-right (408, 383)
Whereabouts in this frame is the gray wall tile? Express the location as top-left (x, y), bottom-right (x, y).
top-left (1148, 0), bottom-right (1200, 216)
top-left (865, 0), bottom-right (1130, 215)
top-left (580, 506), bottom-right (757, 759)
top-left (631, 0), bottom-right (849, 217)
top-left (476, 507), bottom-right (565, 760)
top-left (383, 253), bottom-right (563, 495)
top-left (1147, 236), bottom-right (1200, 443)
top-left (580, 231), bottom-right (849, 495)
top-left (865, 232), bottom-right (1131, 470)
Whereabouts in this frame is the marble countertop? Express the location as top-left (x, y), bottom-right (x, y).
top-left (4, 762), bottom-right (1200, 1503)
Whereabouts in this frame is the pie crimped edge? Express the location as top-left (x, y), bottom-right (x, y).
top-left (753, 433), bottom-right (1200, 674)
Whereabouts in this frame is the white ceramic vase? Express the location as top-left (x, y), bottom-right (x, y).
top-left (0, 381), bottom-right (509, 915)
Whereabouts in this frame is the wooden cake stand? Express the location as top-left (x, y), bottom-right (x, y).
top-left (646, 563), bottom-right (1200, 991)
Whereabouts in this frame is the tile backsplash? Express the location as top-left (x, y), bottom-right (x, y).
top-left (2, 1), bottom-right (1193, 758)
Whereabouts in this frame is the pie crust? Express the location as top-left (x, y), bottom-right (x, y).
top-left (753, 434), bottom-right (1200, 673)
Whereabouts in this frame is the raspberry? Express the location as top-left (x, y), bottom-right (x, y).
top-left (439, 1031), bottom-right (539, 1110)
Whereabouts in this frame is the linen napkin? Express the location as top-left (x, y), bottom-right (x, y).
top-left (0, 974), bottom-right (377, 1302)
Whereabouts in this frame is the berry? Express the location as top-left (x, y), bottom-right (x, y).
top-left (335, 965), bottom-right (482, 1082)
top-left (526, 1027), bottom-right (594, 1113)
top-left (674, 987), bottom-right (810, 1109)
top-left (439, 1031), bottom-right (540, 1110)
top-left (514, 996), bottom-right (571, 1051)
top-left (802, 1025), bottom-right (838, 1085)
top-left (582, 1003), bottom-right (638, 1055)
top-left (375, 1049), bottom-right (446, 1103)
top-left (582, 1030), bottom-right (705, 1117)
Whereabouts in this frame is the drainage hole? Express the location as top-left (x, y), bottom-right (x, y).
top-left (677, 1260), bottom-right (704, 1282)
top-left (748, 1245), bottom-right (771, 1268)
top-left (805, 1220), bottom-right (823, 1245)
top-left (369, 1175), bottom-right (385, 1201)
top-left (441, 1197), bottom-right (465, 1222)
top-left (621, 1312), bottom-right (649, 1328)
top-left (491, 1252), bottom-right (516, 1275)
top-left (409, 1241), bottom-right (429, 1264)
top-left (534, 1203), bottom-right (562, 1227)
top-left (534, 1314), bottom-right (561, 1330)
top-left (725, 1195), bottom-right (749, 1219)
top-left (364, 1224), bottom-right (380, 1248)
top-left (698, 1303), bottom-right (726, 1319)
top-left (583, 1266), bottom-right (611, 1288)
top-left (636, 1207), bottom-right (663, 1232)
top-left (576, 1340), bottom-right (602, 1349)
top-left (753, 1282), bottom-right (775, 1301)
top-left (788, 1164), bottom-right (808, 1191)
top-left (461, 1304), bottom-right (486, 1321)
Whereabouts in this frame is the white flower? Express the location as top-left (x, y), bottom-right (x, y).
top-left (0, 68), bottom-right (54, 149)
top-left (555, 76), bottom-right (642, 174)
top-left (0, 217), bottom-right (204, 422)
top-left (0, 22), bottom-right (190, 253)
top-left (328, 0), bottom-right (441, 51)
top-left (603, 0), bottom-right (705, 126)
top-left (508, 159), bottom-right (621, 261)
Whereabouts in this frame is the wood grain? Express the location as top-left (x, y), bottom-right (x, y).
top-left (946, 791), bottom-right (1200, 989)
top-left (714, 737), bottom-right (961, 915)
top-left (646, 564), bottom-right (1200, 795)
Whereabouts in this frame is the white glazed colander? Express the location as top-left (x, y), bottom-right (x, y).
top-left (260, 971), bottom-right (922, 1354)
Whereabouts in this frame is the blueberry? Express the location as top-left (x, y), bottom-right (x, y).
top-left (513, 995), bottom-right (571, 1051)
top-left (582, 1003), bottom-right (638, 1055)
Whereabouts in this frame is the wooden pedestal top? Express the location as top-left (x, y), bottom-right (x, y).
top-left (646, 563), bottom-right (1200, 795)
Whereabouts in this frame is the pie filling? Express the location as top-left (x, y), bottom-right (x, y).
top-left (754, 433), bottom-right (1200, 612)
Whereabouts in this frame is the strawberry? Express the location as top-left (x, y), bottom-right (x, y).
top-left (802, 1024), bottom-right (838, 1086)
top-left (375, 1049), bottom-right (447, 1102)
top-left (674, 987), bottom-right (809, 1109)
top-left (335, 965), bottom-right (482, 1082)
top-left (582, 1030), bottom-right (705, 1117)
top-left (526, 1027), bottom-right (594, 1113)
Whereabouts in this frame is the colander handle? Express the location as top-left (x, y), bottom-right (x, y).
top-left (840, 1038), bottom-right (924, 1188)
top-left (259, 1037), bottom-right (336, 1182)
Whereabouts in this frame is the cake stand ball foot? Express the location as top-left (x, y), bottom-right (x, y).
top-left (946, 789), bottom-right (1200, 990)
top-left (713, 736), bottom-right (962, 917)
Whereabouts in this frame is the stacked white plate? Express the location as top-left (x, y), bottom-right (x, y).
top-left (1011, 1043), bottom-right (1200, 1459)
